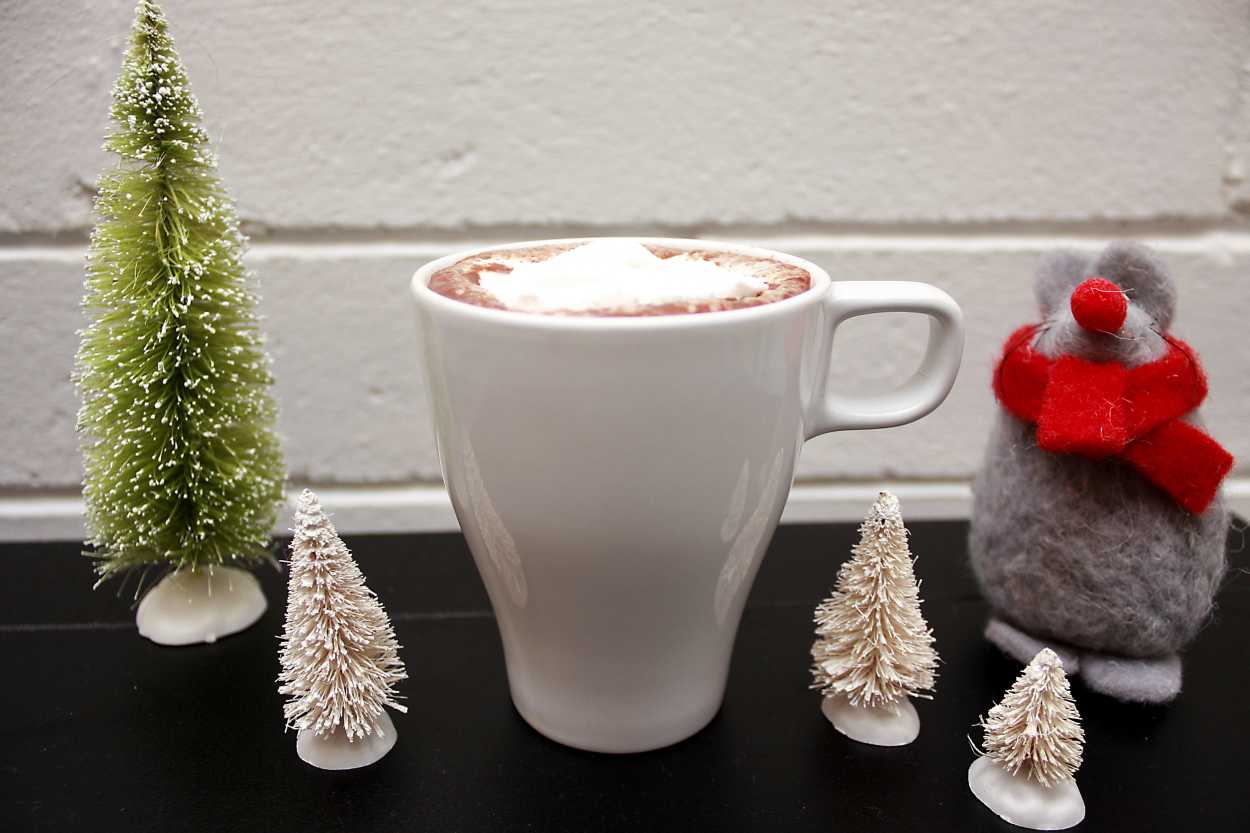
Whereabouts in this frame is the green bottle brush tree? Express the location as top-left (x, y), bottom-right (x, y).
top-left (75, 0), bottom-right (285, 645)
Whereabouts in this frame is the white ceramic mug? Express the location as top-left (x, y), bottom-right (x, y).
top-left (410, 238), bottom-right (963, 753)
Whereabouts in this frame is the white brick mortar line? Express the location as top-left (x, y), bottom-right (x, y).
top-left (2, 478), bottom-right (1247, 543)
top-left (5, 228), bottom-right (1250, 263)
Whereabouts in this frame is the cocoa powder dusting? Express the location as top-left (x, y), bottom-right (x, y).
top-left (426, 243), bottom-right (811, 316)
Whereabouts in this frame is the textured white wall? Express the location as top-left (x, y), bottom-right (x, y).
top-left (3, 0), bottom-right (1249, 536)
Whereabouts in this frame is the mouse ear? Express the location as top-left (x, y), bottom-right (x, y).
top-left (1089, 241), bottom-right (1176, 331)
top-left (1033, 249), bottom-right (1089, 316)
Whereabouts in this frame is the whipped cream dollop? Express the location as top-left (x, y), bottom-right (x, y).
top-left (478, 240), bottom-right (768, 312)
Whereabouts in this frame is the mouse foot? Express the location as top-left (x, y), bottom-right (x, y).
top-left (1080, 652), bottom-right (1181, 703)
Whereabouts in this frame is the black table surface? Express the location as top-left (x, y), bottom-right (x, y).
top-left (1, 520), bottom-right (1246, 833)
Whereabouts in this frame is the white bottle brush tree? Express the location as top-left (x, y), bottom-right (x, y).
top-left (278, 490), bottom-right (408, 770)
top-left (969, 648), bottom-right (1086, 830)
top-left (810, 491), bottom-right (938, 746)
top-left (75, 0), bottom-right (285, 645)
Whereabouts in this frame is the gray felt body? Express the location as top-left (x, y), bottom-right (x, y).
top-left (970, 413), bottom-right (1227, 658)
top-left (969, 242), bottom-right (1228, 668)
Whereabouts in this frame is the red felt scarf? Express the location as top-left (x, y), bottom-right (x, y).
top-left (993, 325), bottom-right (1232, 515)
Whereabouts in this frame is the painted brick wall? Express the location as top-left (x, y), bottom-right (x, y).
top-left (3, 0), bottom-right (1248, 536)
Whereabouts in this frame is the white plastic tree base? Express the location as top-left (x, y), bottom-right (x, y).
top-left (968, 756), bottom-right (1085, 830)
top-left (821, 694), bottom-right (920, 746)
top-left (135, 567), bottom-right (267, 646)
top-left (296, 711), bottom-right (397, 770)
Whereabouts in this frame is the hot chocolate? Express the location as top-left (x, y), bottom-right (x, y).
top-left (427, 240), bottom-right (811, 317)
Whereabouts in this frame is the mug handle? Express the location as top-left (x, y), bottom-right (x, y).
top-left (805, 281), bottom-right (964, 438)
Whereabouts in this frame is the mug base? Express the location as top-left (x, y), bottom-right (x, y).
top-left (511, 693), bottom-right (723, 754)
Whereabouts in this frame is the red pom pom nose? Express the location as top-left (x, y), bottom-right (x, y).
top-left (1070, 277), bottom-right (1127, 333)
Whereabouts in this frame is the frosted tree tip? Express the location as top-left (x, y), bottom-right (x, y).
top-left (869, 490), bottom-right (902, 523)
top-left (296, 488), bottom-right (322, 514)
top-left (1031, 648), bottom-right (1063, 672)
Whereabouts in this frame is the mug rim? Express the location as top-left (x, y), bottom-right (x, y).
top-left (409, 237), bottom-right (831, 330)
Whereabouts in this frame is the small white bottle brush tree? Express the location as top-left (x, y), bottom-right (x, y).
top-left (969, 648), bottom-right (1086, 830)
top-left (278, 490), bottom-right (408, 770)
top-left (810, 491), bottom-right (938, 746)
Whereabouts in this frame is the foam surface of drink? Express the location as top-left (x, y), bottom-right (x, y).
top-left (477, 240), bottom-right (768, 313)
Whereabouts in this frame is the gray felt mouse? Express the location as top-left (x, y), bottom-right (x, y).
top-left (969, 242), bottom-right (1233, 704)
